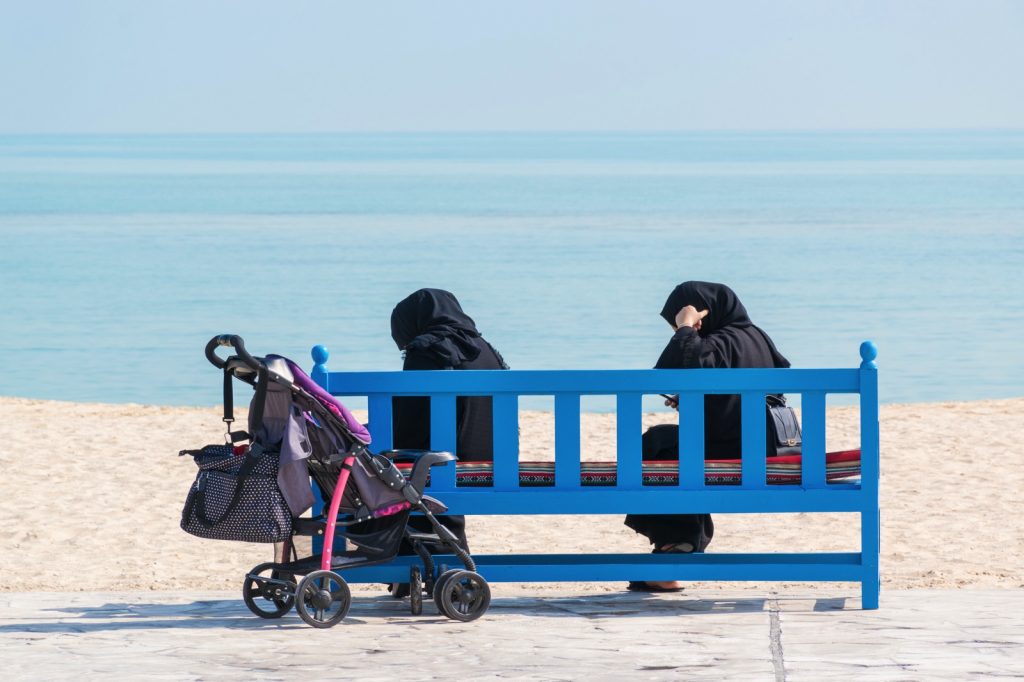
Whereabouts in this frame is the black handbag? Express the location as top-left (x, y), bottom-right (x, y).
top-left (766, 395), bottom-right (802, 457)
top-left (180, 442), bottom-right (292, 543)
top-left (179, 367), bottom-right (291, 543)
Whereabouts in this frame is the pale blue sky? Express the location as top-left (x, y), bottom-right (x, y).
top-left (1, 0), bottom-right (1022, 133)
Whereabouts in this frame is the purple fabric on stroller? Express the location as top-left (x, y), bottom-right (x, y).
top-left (284, 359), bottom-right (372, 444)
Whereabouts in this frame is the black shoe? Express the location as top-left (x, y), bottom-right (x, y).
top-left (627, 543), bottom-right (696, 593)
top-left (626, 581), bottom-right (684, 593)
top-left (388, 583), bottom-right (411, 599)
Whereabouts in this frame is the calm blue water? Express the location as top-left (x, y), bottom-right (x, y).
top-left (1, 132), bottom-right (1022, 409)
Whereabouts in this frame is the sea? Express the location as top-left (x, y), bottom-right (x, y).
top-left (1, 131), bottom-right (1022, 410)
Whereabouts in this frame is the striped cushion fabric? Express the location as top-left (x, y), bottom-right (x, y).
top-left (395, 449), bottom-right (861, 487)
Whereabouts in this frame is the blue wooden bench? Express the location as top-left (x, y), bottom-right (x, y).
top-left (309, 341), bottom-right (881, 609)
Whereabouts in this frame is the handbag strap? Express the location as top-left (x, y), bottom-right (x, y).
top-left (221, 366), bottom-right (270, 444)
top-left (222, 368), bottom-right (234, 427)
top-left (250, 366), bottom-right (269, 433)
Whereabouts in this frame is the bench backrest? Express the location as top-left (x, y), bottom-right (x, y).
top-left (310, 342), bottom-right (879, 515)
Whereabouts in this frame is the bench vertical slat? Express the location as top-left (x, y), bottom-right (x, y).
top-left (741, 392), bottom-right (767, 488)
top-left (800, 391), bottom-right (827, 488)
top-left (859, 349), bottom-right (881, 609)
top-left (429, 394), bottom-right (457, 491)
top-left (616, 393), bottom-right (642, 489)
top-left (678, 393), bottom-right (705, 488)
top-left (492, 393), bottom-right (519, 490)
top-left (554, 393), bottom-right (582, 488)
top-left (367, 394), bottom-right (393, 451)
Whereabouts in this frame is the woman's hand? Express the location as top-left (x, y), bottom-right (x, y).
top-left (674, 305), bottom-right (709, 331)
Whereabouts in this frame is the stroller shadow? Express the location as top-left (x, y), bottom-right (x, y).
top-left (5, 599), bottom-right (308, 634)
top-left (0, 593), bottom-right (848, 635)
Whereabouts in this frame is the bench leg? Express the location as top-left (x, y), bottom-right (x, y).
top-left (861, 575), bottom-right (879, 610)
top-left (861, 506), bottom-right (880, 610)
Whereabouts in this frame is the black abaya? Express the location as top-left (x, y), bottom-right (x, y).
top-left (389, 288), bottom-right (508, 459)
top-left (625, 282), bottom-right (789, 551)
top-left (388, 289), bottom-right (508, 552)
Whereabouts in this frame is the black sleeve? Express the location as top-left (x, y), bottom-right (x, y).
top-left (401, 352), bottom-right (441, 372)
top-left (655, 327), bottom-right (733, 369)
top-left (391, 352), bottom-right (442, 450)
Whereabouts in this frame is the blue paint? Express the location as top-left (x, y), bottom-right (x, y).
top-left (554, 393), bottom-right (582, 489)
top-left (801, 392), bottom-right (827, 488)
top-left (741, 392), bottom-right (768, 488)
top-left (340, 552), bottom-right (867, 584)
top-left (615, 393), bottom-right (642, 489)
top-left (310, 344), bottom-right (330, 389)
top-left (428, 395), bottom-right (457, 491)
top-left (858, 363), bottom-right (882, 609)
top-left (324, 368), bottom-right (863, 394)
top-left (492, 394), bottom-right (520, 490)
top-left (860, 340), bottom-right (879, 369)
top-left (313, 342), bottom-right (883, 609)
top-left (678, 393), bottom-right (705, 489)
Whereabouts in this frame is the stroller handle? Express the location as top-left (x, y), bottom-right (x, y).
top-left (205, 334), bottom-right (262, 371)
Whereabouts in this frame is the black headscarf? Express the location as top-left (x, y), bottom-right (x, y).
top-left (659, 281), bottom-right (790, 368)
top-left (391, 288), bottom-right (487, 367)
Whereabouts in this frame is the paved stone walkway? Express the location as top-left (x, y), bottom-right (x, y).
top-left (2, 589), bottom-right (1023, 680)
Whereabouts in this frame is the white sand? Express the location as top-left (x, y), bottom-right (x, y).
top-left (1, 396), bottom-right (1021, 593)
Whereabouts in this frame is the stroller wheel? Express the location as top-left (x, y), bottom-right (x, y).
top-left (432, 568), bottom-right (458, 606)
top-left (243, 563), bottom-right (295, 619)
top-left (409, 566), bottom-right (423, 616)
top-left (435, 570), bottom-right (491, 623)
top-left (296, 570), bottom-right (351, 628)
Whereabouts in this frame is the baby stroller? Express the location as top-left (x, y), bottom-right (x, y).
top-left (182, 335), bottom-right (491, 627)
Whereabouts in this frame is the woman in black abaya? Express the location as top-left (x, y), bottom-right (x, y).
top-left (625, 281), bottom-right (790, 592)
top-left (390, 288), bottom-right (508, 462)
top-left (387, 289), bottom-right (507, 595)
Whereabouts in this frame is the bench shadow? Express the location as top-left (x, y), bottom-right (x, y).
top-left (492, 593), bottom-right (770, 618)
top-left (0, 593), bottom-right (848, 634)
top-left (812, 597), bottom-right (849, 611)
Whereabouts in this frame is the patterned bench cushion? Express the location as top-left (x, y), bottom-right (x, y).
top-left (395, 449), bottom-right (861, 487)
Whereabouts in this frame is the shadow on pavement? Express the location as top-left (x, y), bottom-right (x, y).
top-left (0, 592), bottom-right (851, 634)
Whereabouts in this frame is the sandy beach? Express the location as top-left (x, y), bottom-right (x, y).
top-left (1, 396), bottom-right (1021, 594)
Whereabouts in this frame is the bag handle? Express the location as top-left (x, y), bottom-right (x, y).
top-left (222, 369), bottom-right (235, 432)
top-left (250, 366), bottom-right (269, 433)
top-left (221, 365), bottom-right (269, 444)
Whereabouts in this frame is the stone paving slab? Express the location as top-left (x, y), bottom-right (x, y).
top-left (2, 589), bottom-right (1023, 680)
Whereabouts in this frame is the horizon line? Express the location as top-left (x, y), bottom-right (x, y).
top-left (2, 127), bottom-right (1024, 137)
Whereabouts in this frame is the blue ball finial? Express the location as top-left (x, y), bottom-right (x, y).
top-left (859, 341), bottom-right (878, 369)
top-left (311, 345), bottom-right (329, 365)
top-left (310, 344), bottom-right (330, 389)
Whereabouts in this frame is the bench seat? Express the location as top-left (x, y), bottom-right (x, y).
top-left (395, 449), bottom-right (861, 487)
